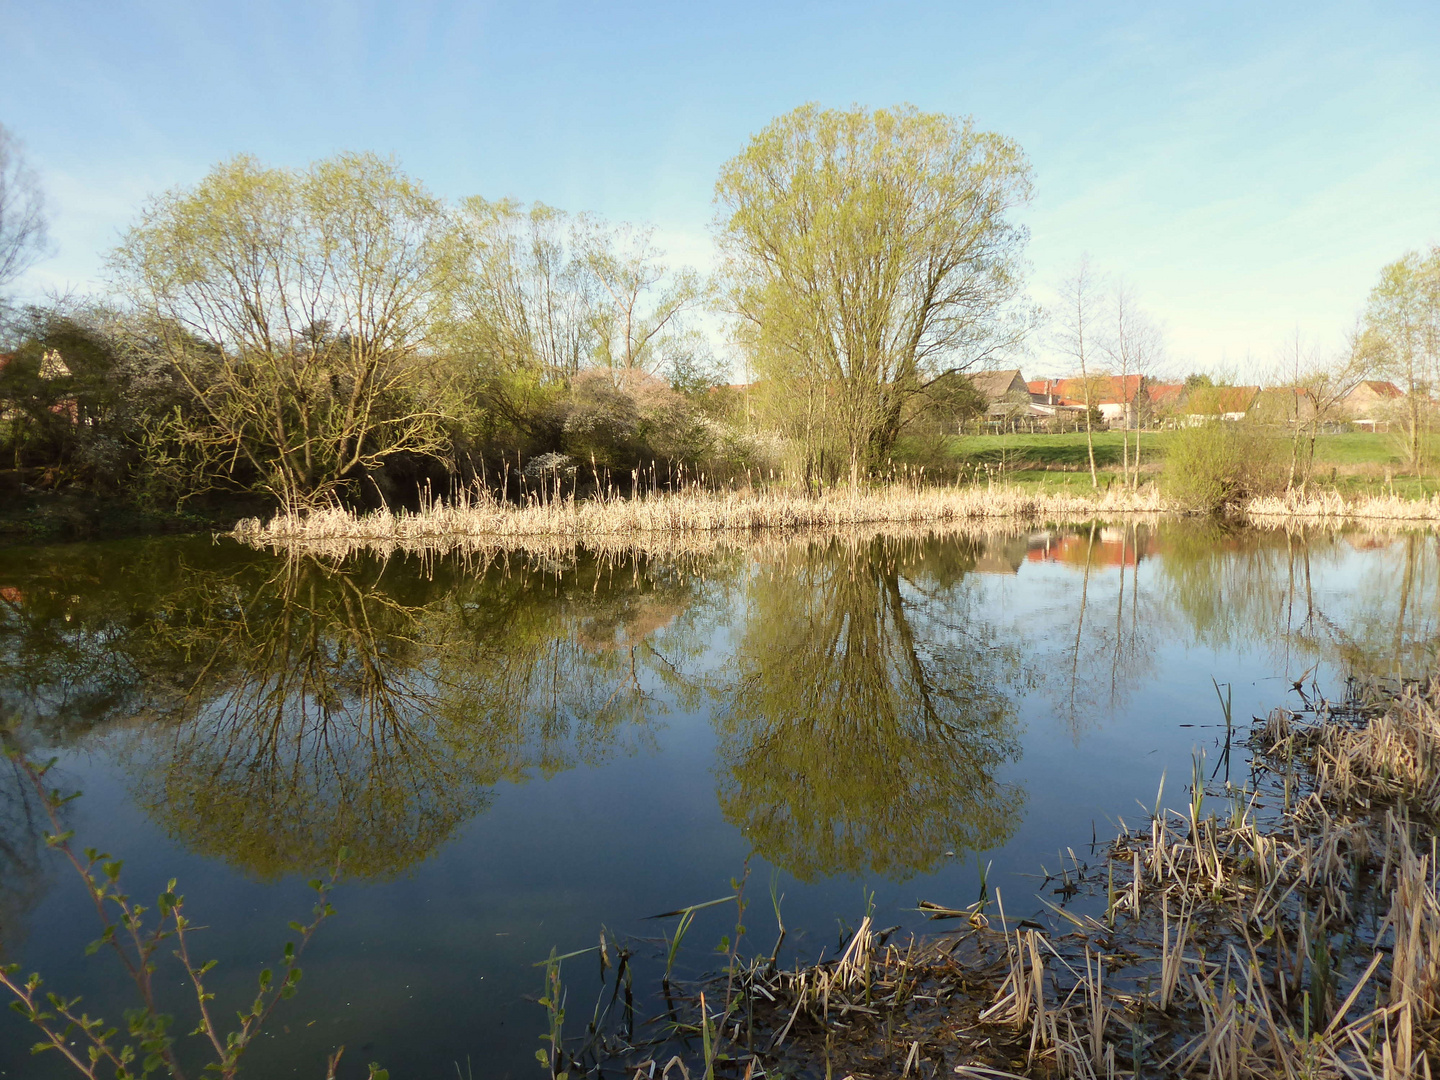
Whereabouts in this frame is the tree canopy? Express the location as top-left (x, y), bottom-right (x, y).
top-left (715, 103), bottom-right (1034, 480)
top-left (111, 153), bottom-right (453, 505)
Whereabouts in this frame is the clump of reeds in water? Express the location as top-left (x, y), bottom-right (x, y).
top-left (541, 678), bottom-right (1440, 1078)
top-left (233, 477), bottom-right (1440, 560)
top-left (1245, 490), bottom-right (1440, 524)
top-left (232, 472), bottom-right (1170, 553)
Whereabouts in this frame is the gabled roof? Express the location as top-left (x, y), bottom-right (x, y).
top-left (967, 368), bottom-right (1026, 402)
top-left (1351, 380), bottom-right (1403, 399)
top-left (1048, 374), bottom-right (1145, 406)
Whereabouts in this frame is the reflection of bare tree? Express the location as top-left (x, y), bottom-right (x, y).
top-left (123, 557), bottom-right (494, 879)
top-left (1155, 525), bottom-right (1440, 682)
top-left (0, 754), bottom-right (49, 954)
top-left (114, 552), bottom-right (715, 880)
top-left (1036, 524), bottom-right (1163, 739)
top-left (712, 535), bottom-right (1026, 882)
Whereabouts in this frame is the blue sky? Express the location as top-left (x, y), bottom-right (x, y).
top-left (2, 0), bottom-right (1437, 378)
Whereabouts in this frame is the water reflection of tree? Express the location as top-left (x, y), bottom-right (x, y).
top-left (123, 558), bottom-right (483, 879)
top-left (0, 544), bottom-right (183, 739)
top-left (712, 535), bottom-right (1026, 882)
top-left (115, 552), bottom-right (714, 880)
top-left (0, 755), bottom-right (49, 954)
top-left (1031, 523), bottom-right (1165, 739)
top-left (1155, 525), bottom-right (1440, 681)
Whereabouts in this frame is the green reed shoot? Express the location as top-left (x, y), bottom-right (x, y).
top-left (768, 870), bottom-right (787, 967)
top-left (536, 948), bottom-right (568, 1079)
top-left (646, 894), bottom-right (736, 985)
top-left (1190, 747), bottom-right (1207, 830)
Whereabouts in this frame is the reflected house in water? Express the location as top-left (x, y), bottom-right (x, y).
top-left (1022, 528), bottom-right (1158, 570)
top-left (971, 535), bottom-right (1029, 574)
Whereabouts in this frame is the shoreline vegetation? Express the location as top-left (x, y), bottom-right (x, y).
top-left (230, 484), bottom-right (1440, 556)
top-left (7, 115), bottom-right (1438, 555)
top-left (544, 674), bottom-right (1440, 1079)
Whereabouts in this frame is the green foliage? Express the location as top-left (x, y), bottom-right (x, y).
top-left (0, 303), bottom-right (184, 495)
top-left (1162, 422), bottom-right (1286, 510)
top-left (715, 102), bottom-right (1034, 479)
top-left (0, 746), bottom-right (348, 1079)
top-left (1362, 245), bottom-right (1440, 471)
top-left (1183, 372), bottom-right (1215, 392)
top-left (111, 152), bottom-right (454, 506)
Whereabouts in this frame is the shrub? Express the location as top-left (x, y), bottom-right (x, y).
top-left (1162, 421), bottom-right (1286, 511)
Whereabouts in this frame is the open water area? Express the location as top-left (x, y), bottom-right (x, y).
top-left (0, 521), bottom-right (1436, 1077)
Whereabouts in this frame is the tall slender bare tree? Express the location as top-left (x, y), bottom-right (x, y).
top-left (1054, 256), bottom-right (1105, 487)
top-left (1102, 281), bottom-right (1164, 489)
top-left (0, 123), bottom-right (51, 295)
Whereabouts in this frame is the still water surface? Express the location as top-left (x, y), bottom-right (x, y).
top-left (0, 523), bottom-right (1436, 1077)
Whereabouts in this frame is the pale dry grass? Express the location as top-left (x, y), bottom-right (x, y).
top-left (232, 513), bottom-right (1101, 568)
top-left (233, 484), bottom-right (1170, 550)
top-left (231, 486), bottom-right (1440, 558)
top-left (1313, 681), bottom-right (1440, 817)
top-left (1246, 491), bottom-right (1440, 524)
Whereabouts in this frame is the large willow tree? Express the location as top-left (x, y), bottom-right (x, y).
top-left (715, 104), bottom-right (1034, 481)
top-left (112, 153), bottom-right (452, 506)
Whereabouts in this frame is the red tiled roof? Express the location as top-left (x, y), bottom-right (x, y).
top-left (1148, 383), bottom-right (1184, 406)
top-left (1355, 380), bottom-right (1403, 399)
top-left (1048, 374), bottom-right (1145, 406)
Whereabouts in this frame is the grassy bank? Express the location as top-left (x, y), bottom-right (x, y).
top-left (547, 676), bottom-right (1440, 1078)
top-left (936, 431), bottom-right (1440, 500)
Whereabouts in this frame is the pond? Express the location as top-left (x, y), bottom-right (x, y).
top-left (0, 522), bottom-right (1436, 1077)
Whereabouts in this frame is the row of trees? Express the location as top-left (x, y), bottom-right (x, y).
top-left (1, 106), bottom-right (1036, 508)
top-left (2, 108), bottom-right (1437, 509)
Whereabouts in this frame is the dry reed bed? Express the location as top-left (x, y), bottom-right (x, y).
top-left (233, 485), bottom-right (1168, 547)
top-left (232, 488), bottom-right (1440, 560)
top-left (1246, 492), bottom-right (1440, 525)
top-left (569, 681), bottom-right (1440, 1079)
top-left (232, 514), bottom-right (1162, 570)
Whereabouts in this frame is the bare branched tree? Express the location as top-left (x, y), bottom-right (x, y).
top-left (576, 219), bottom-right (700, 387)
top-left (1364, 246), bottom-right (1440, 472)
top-left (1102, 281), bottom-right (1165, 489)
top-left (111, 153), bottom-right (453, 506)
top-left (0, 123), bottom-right (51, 294)
top-left (1054, 256), bottom-right (1105, 487)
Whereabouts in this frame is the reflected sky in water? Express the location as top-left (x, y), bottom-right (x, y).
top-left (0, 522), bottom-right (1436, 1077)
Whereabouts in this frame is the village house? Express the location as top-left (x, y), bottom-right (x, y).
top-left (1027, 375), bottom-right (1148, 427)
top-left (1342, 380), bottom-right (1404, 429)
top-left (967, 368), bottom-right (1034, 419)
top-left (1146, 383), bottom-right (1185, 420)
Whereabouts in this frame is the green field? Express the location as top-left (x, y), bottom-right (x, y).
top-left (924, 430), bottom-right (1440, 497)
